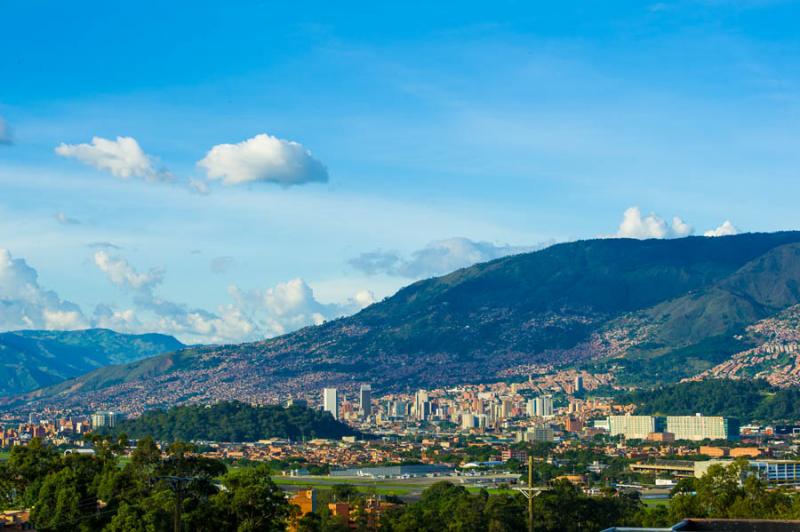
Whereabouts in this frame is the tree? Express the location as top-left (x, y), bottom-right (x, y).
top-left (211, 464), bottom-right (291, 531)
top-left (5, 437), bottom-right (61, 506)
top-left (30, 468), bottom-right (86, 531)
top-left (484, 494), bottom-right (526, 532)
top-left (104, 502), bottom-right (149, 532)
top-left (330, 484), bottom-right (360, 503)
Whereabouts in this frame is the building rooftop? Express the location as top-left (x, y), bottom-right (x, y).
top-left (603, 518), bottom-right (800, 532)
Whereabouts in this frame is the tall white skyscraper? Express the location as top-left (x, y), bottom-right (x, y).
top-left (90, 411), bottom-right (119, 428)
top-left (534, 397), bottom-right (544, 416)
top-left (414, 390), bottom-right (429, 420)
top-left (532, 395), bottom-right (554, 417)
top-left (359, 384), bottom-right (372, 418)
top-left (542, 395), bottom-right (554, 417)
top-left (323, 388), bottom-right (338, 420)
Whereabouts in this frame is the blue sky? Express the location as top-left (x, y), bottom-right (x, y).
top-left (1, 1), bottom-right (799, 343)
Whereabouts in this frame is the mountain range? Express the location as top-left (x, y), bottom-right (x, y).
top-left (7, 231), bottom-right (800, 414)
top-left (0, 329), bottom-right (183, 396)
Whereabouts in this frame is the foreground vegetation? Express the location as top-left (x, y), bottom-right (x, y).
top-left (5, 438), bottom-right (800, 531)
top-left (0, 437), bottom-right (291, 531)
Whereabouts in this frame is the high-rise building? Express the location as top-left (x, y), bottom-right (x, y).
top-left (323, 388), bottom-right (339, 420)
top-left (414, 390), bottom-right (429, 420)
top-left (666, 415), bottom-right (737, 441)
top-left (500, 397), bottom-right (513, 419)
top-left (532, 395), bottom-right (554, 417)
top-left (609, 414), bottom-right (737, 441)
top-left (517, 425), bottom-right (555, 443)
top-left (90, 411), bottom-right (119, 429)
top-left (461, 413), bottom-right (476, 430)
top-left (565, 417), bottom-right (583, 433)
top-left (608, 415), bottom-right (665, 439)
top-left (359, 385), bottom-right (372, 419)
top-left (389, 400), bottom-right (408, 418)
top-left (526, 399), bottom-right (536, 417)
top-left (542, 395), bottom-right (554, 417)
top-left (574, 375), bottom-right (584, 394)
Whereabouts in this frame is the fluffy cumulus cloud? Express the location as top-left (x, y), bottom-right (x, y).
top-left (229, 279), bottom-right (375, 337)
top-left (55, 136), bottom-right (171, 182)
top-left (349, 237), bottom-right (552, 278)
top-left (0, 117), bottom-right (12, 145)
top-left (615, 206), bottom-right (694, 239)
top-left (704, 220), bottom-right (739, 237)
top-left (0, 249), bottom-right (88, 331)
top-left (0, 248), bottom-right (372, 343)
top-left (197, 133), bottom-right (329, 186)
top-left (91, 251), bottom-right (372, 343)
top-left (93, 251), bottom-right (163, 292)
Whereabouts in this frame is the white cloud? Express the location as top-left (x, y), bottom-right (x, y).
top-left (352, 290), bottom-right (376, 309)
top-left (229, 278), bottom-right (374, 337)
top-left (349, 237), bottom-right (552, 278)
top-left (92, 251), bottom-right (371, 343)
top-left (188, 178), bottom-right (210, 195)
top-left (87, 242), bottom-right (122, 250)
top-left (0, 248), bottom-right (88, 331)
top-left (670, 216), bottom-right (692, 237)
top-left (704, 220), bottom-right (739, 237)
top-left (55, 136), bottom-right (171, 182)
top-left (54, 212), bottom-right (81, 225)
top-left (0, 117), bottom-right (12, 145)
top-left (615, 206), bottom-right (693, 239)
top-left (93, 251), bottom-right (163, 292)
top-left (198, 133), bottom-right (329, 186)
top-left (92, 304), bottom-right (142, 331)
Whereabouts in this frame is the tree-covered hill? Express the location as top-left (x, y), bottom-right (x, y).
top-left (110, 401), bottom-right (357, 442)
top-left (0, 328), bottom-right (183, 396)
top-left (620, 379), bottom-right (800, 423)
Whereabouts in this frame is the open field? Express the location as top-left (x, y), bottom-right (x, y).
top-left (270, 474), bottom-right (519, 499)
top-left (642, 497), bottom-right (671, 508)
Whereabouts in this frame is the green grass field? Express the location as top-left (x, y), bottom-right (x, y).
top-left (270, 475), bottom-right (520, 498)
top-left (642, 498), bottom-right (670, 508)
top-left (271, 477), bottom-right (414, 495)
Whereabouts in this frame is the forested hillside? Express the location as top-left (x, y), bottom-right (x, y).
top-left (110, 402), bottom-right (356, 442)
top-left (620, 379), bottom-right (800, 422)
top-left (0, 329), bottom-right (183, 396)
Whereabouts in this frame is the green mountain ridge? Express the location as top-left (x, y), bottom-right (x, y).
top-left (8, 232), bottom-right (800, 412)
top-left (0, 328), bottom-right (184, 396)
top-left (607, 242), bottom-right (800, 382)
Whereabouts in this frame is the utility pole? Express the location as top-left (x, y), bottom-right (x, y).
top-left (514, 455), bottom-right (548, 532)
top-left (174, 482), bottom-right (183, 532)
top-left (528, 455), bottom-right (533, 532)
top-left (156, 476), bottom-right (193, 532)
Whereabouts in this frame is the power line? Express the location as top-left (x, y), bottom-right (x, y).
top-left (514, 455), bottom-right (549, 532)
